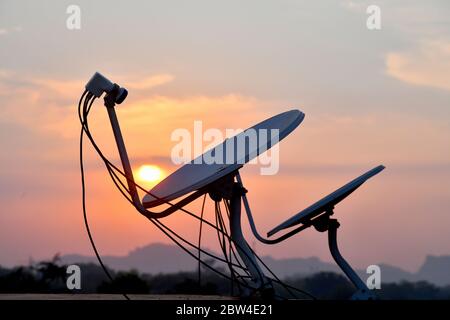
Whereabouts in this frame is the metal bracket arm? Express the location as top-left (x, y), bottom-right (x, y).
top-left (106, 102), bottom-right (204, 219)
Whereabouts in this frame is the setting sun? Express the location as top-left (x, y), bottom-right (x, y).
top-left (136, 165), bottom-right (165, 185)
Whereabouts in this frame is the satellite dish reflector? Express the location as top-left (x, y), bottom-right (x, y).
top-left (142, 110), bottom-right (305, 208)
top-left (267, 165), bottom-right (385, 237)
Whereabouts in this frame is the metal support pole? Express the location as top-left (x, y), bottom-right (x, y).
top-left (236, 172), bottom-right (311, 245)
top-left (229, 183), bottom-right (267, 290)
top-left (327, 219), bottom-right (376, 300)
top-left (105, 105), bottom-right (143, 209)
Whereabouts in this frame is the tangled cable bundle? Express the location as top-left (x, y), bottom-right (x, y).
top-left (78, 90), bottom-right (316, 300)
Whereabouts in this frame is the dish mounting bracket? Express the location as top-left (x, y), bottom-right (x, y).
top-left (208, 173), bottom-right (274, 297)
top-left (311, 209), bottom-right (377, 300)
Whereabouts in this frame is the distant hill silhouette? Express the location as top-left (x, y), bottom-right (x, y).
top-left (416, 255), bottom-right (450, 285)
top-left (62, 243), bottom-right (200, 275)
top-left (60, 243), bottom-right (450, 286)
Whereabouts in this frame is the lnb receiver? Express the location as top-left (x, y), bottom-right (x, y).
top-left (85, 72), bottom-right (128, 105)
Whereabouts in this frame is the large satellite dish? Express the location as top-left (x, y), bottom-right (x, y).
top-left (142, 110), bottom-right (304, 208)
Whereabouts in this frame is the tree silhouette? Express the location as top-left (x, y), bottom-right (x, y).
top-left (34, 254), bottom-right (67, 290)
top-left (97, 270), bottom-right (150, 294)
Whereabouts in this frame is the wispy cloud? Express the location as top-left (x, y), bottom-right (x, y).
top-left (0, 26), bottom-right (22, 36)
top-left (0, 70), bottom-right (268, 161)
top-left (0, 71), bottom-right (178, 138)
top-left (386, 40), bottom-right (450, 91)
top-left (341, 1), bottom-right (450, 91)
top-left (126, 74), bottom-right (174, 90)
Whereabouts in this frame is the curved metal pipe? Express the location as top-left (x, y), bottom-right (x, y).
top-left (107, 104), bottom-right (204, 219)
top-left (236, 172), bottom-right (311, 244)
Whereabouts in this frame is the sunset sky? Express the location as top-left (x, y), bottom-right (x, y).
top-left (1, 1), bottom-right (450, 273)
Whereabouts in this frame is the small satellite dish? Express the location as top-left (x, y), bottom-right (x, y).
top-left (268, 165), bottom-right (385, 237)
top-left (142, 110), bottom-right (305, 208)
